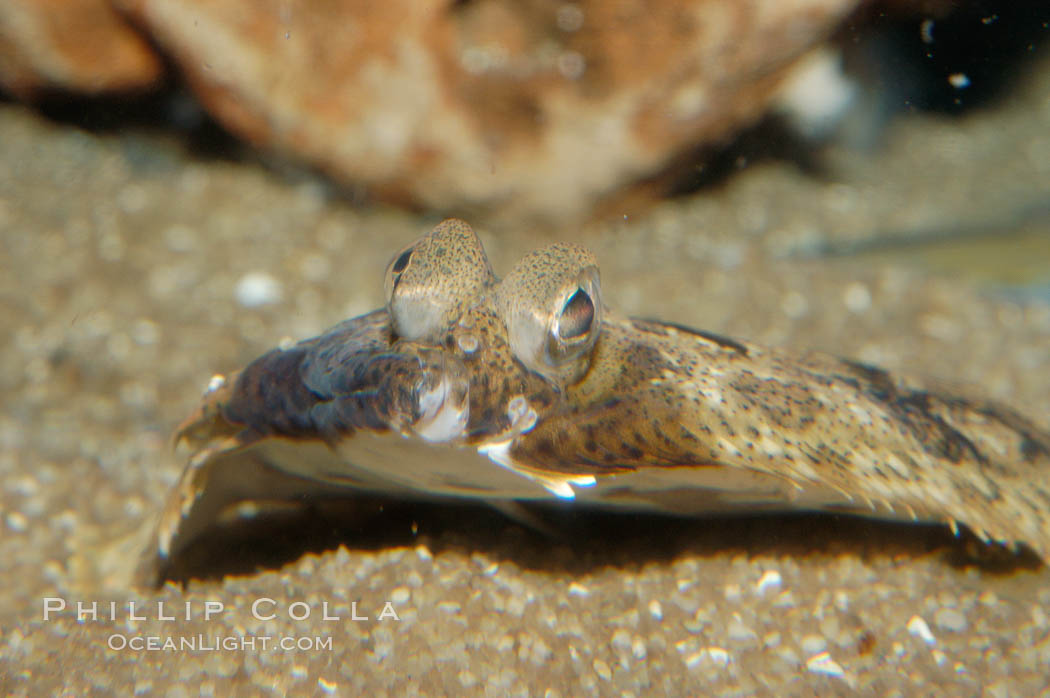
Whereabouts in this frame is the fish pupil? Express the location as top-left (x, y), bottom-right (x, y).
top-left (559, 288), bottom-right (594, 340)
top-left (392, 249), bottom-right (413, 273)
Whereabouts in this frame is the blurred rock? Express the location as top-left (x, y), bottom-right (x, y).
top-left (116, 0), bottom-right (860, 221)
top-left (1, 0), bottom-right (863, 220)
top-left (0, 0), bottom-right (163, 97)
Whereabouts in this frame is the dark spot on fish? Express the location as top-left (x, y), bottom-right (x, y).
top-left (895, 392), bottom-right (987, 466)
top-left (534, 438), bottom-right (556, 459)
top-left (633, 318), bottom-right (749, 356)
top-left (1021, 436), bottom-right (1047, 462)
top-left (634, 321), bottom-right (669, 337)
top-left (836, 375), bottom-right (860, 391)
top-left (839, 358), bottom-right (896, 402)
top-left (837, 362), bottom-right (1028, 471)
top-left (653, 426), bottom-right (676, 447)
top-left (975, 403), bottom-right (1050, 463)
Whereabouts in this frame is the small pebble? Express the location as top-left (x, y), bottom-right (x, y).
top-left (705, 647), bottom-right (730, 666)
top-left (592, 658), bottom-right (612, 680)
top-left (843, 282), bottom-right (872, 313)
top-left (235, 272), bottom-right (284, 307)
top-left (5, 512), bottom-right (28, 532)
top-left (801, 634), bottom-right (827, 654)
top-left (806, 651), bottom-right (845, 678)
top-left (906, 615), bottom-right (937, 645)
top-left (727, 617), bottom-right (756, 642)
top-left (610, 629), bottom-right (632, 651)
top-left (755, 570), bottom-right (782, 596)
top-left (163, 224), bottom-right (197, 252)
top-left (567, 582), bottom-right (590, 597)
top-left (781, 291), bottom-right (809, 319)
top-left (933, 607), bottom-right (968, 633)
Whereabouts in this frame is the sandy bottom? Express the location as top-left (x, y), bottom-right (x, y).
top-left (2, 55), bottom-right (1050, 696)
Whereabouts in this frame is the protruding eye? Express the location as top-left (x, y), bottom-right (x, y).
top-left (383, 220), bottom-right (496, 342)
top-left (557, 288), bottom-right (594, 340)
top-left (496, 243), bottom-right (602, 386)
top-left (391, 248), bottom-right (413, 274)
top-left (387, 247), bottom-right (414, 293)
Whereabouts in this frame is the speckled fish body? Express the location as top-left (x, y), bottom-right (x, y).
top-left (155, 220), bottom-right (1050, 572)
top-left (176, 312), bottom-right (853, 508)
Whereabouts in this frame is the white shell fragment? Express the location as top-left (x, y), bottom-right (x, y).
top-left (805, 651), bottom-right (845, 678)
top-left (755, 570), bottom-right (783, 596)
top-left (906, 615), bottom-right (937, 645)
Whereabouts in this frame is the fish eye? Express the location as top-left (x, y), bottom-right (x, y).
top-left (383, 220), bottom-right (496, 341)
top-left (497, 243), bottom-right (602, 385)
top-left (556, 288), bottom-right (594, 340)
top-left (387, 247), bottom-right (414, 293)
top-left (391, 248), bottom-right (413, 274)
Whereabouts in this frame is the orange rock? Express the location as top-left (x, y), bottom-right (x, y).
top-left (0, 0), bottom-right (163, 97)
top-left (115, 0), bottom-right (862, 220)
top-left (3, 0), bottom-right (863, 220)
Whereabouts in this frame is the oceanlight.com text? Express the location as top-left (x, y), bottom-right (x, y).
top-left (107, 634), bottom-right (335, 652)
